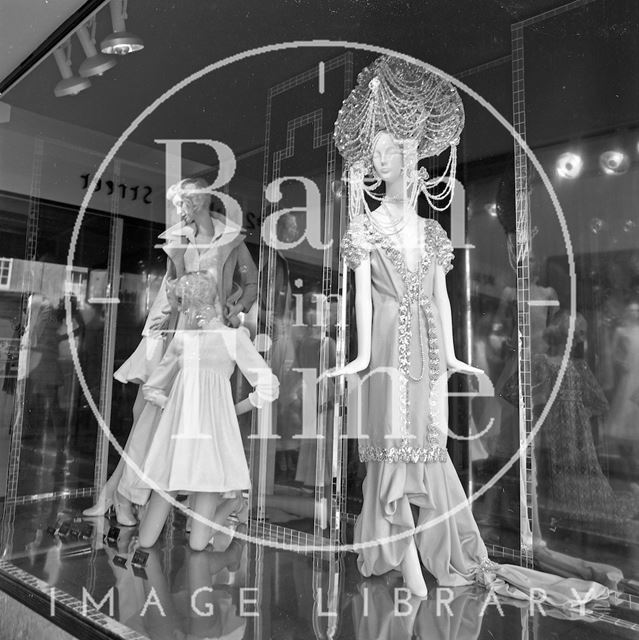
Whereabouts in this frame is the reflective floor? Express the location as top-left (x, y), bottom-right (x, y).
top-left (1, 497), bottom-right (638, 640)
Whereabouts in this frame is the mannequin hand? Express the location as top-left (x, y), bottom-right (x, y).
top-left (225, 302), bottom-right (244, 327)
top-left (447, 358), bottom-right (484, 377)
top-left (321, 359), bottom-right (368, 381)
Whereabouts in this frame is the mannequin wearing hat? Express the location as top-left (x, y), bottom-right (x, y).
top-left (328, 55), bottom-right (609, 607)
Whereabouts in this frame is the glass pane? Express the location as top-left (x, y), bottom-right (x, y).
top-left (457, 63), bottom-right (523, 554)
top-left (249, 51), bottom-right (351, 539)
top-left (523, 1), bottom-right (639, 589)
top-left (0, 169), bottom-right (112, 500)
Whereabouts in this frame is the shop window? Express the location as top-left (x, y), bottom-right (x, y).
top-left (0, 257), bottom-right (13, 289)
top-left (66, 266), bottom-right (88, 305)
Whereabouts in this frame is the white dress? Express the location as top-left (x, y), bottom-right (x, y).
top-left (139, 324), bottom-right (278, 494)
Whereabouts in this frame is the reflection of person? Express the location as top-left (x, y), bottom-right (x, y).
top-left (23, 297), bottom-right (62, 433)
top-left (329, 55), bottom-right (608, 607)
top-left (531, 310), bottom-right (639, 536)
top-left (606, 299), bottom-right (639, 473)
top-left (22, 295), bottom-right (81, 446)
top-left (83, 178), bottom-right (259, 524)
top-left (136, 275), bottom-right (278, 550)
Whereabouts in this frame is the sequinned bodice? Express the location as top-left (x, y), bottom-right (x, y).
top-left (341, 215), bottom-right (454, 464)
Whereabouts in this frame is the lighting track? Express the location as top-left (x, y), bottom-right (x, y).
top-left (0, 0), bottom-right (110, 97)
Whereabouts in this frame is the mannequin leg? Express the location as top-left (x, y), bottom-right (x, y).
top-left (213, 492), bottom-right (247, 525)
top-left (83, 459), bottom-right (125, 516)
top-left (401, 538), bottom-right (428, 598)
top-left (138, 491), bottom-right (174, 547)
top-left (85, 384), bottom-right (146, 518)
top-left (189, 492), bottom-right (223, 551)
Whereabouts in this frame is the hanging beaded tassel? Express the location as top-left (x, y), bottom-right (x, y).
top-left (334, 55), bottom-right (464, 218)
top-left (335, 55), bottom-right (461, 465)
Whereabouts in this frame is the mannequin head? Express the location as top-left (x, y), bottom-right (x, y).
top-left (276, 212), bottom-right (300, 244)
top-left (372, 132), bottom-right (403, 184)
top-left (371, 132), bottom-right (420, 203)
top-left (166, 178), bottom-right (212, 224)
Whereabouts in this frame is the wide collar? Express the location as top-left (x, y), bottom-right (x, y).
top-left (158, 213), bottom-right (245, 276)
top-left (159, 212), bottom-right (243, 247)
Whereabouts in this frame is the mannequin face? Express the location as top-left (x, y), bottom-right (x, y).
top-left (172, 193), bottom-right (196, 223)
top-left (172, 188), bottom-right (210, 224)
top-left (372, 132), bottom-right (403, 184)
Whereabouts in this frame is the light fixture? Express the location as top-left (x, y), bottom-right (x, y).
top-left (101, 0), bottom-right (144, 55)
top-left (77, 25), bottom-right (117, 77)
top-left (53, 47), bottom-right (91, 97)
top-left (485, 203), bottom-right (498, 217)
top-left (599, 150), bottom-right (629, 175)
top-left (556, 152), bottom-right (583, 179)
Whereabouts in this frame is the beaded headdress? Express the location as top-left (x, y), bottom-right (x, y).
top-left (334, 55), bottom-right (464, 216)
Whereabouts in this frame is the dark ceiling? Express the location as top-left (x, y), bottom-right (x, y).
top-left (4, 0), bottom-right (570, 163)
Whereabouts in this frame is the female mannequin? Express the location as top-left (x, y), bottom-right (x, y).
top-left (329, 131), bottom-right (480, 596)
top-left (136, 277), bottom-right (278, 550)
top-left (83, 178), bottom-right (258, 524)
top-left (329, 55), bottom-right (609, 607)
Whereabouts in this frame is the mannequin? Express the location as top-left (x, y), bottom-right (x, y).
top-left (328, 55), bottom-right (609, 608)
top-left (136, 277), bottom-right (278, 550)
top-left (83, 178), bottom-right (258, 524)
top-left (328, 131), bottom-right (480, 596)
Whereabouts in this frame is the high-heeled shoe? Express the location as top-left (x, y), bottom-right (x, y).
top-left (83, 494), bottom-right (113, 517)
top-left (84, 491), bottom-right (137, 527)
top-left (113, 493), bottom-right (137, 527)
top-left (228, 495), bottom-right (249, 524)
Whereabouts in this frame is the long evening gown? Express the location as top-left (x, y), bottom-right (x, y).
top-left (532, 353), bottom-right (639, 536)
top-left (341, 214), bottom-right (609, 608)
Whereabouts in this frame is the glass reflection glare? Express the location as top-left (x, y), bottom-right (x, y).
top-left (556, 152), bottom-right (583, 179)
top-left (599, 150), bottom-right (630, 175)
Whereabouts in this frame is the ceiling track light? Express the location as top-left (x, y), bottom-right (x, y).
top-left (77, 24), bottom-right (117, 77)
top-left (53, 46), bottom-right (91, 97)
top-left (101, 0), bottom-right (144, 55)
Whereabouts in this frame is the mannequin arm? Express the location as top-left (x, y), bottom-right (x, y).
top-left (234, 398), bottom-right (254, 415)
top-left (142, 253), bottom-right (181, 337)
top-left (235, 242), bottom-right (259, 312)
top-left (326, 259), bottom-right (372, 377)
top-left (433, 265), bottom-right (482, 376)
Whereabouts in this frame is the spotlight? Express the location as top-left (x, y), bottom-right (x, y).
top-left (77, 25), bottom-right (117, 77)
top-left (101, 0), bottom-right (144, 55)
top-left (53, 48), bottom-right (91, 97)
top-left (556, 152), bottom-right (583, 179)
top-left (599, 150), bottom-right (629, 175)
